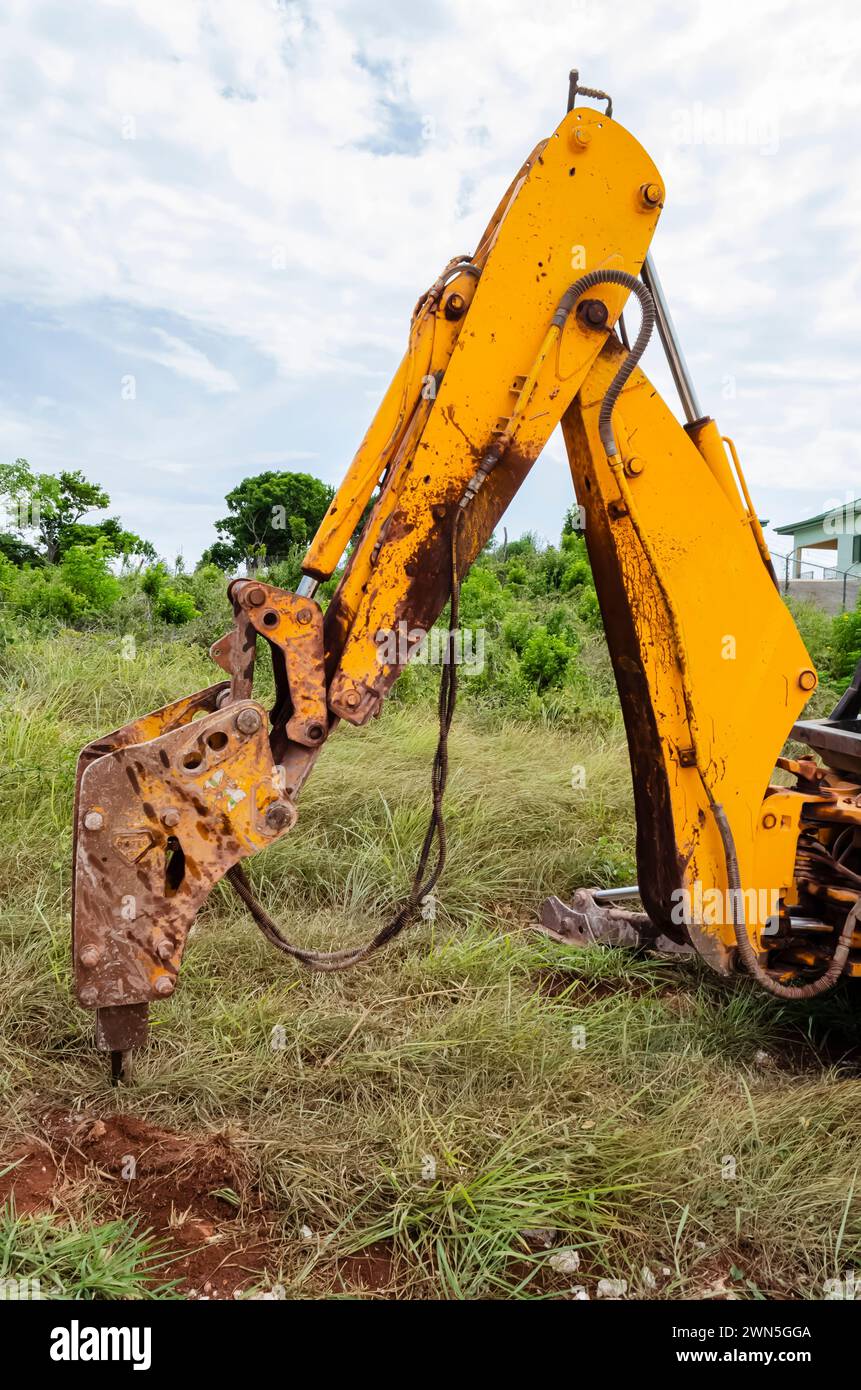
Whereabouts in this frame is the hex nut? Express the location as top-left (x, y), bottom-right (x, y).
top-left (84, 811), bottom-right (104, 831)
top-left (154, 976), bottom-right (174, 996)
top-left (79, 945), bottom-right (101, 968)
top-left (162, 808), bottom-right (180, 828)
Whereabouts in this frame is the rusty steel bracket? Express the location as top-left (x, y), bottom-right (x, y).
top-left (213, 580), bottom-right (330, 757)
top-left (73, 689), bottom-right (297, 1050)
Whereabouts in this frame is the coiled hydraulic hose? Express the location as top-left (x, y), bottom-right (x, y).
top-left (551, 269), bottom-right (656, 457)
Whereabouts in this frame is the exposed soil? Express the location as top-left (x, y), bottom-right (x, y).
top-left (0, 1109), bottom-right (275, 1299)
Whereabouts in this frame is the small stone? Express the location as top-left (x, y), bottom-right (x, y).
top-left (521, 1228), bottom-right (557, 1249)
top-left (548, 1248), bottom-right (581, 1275)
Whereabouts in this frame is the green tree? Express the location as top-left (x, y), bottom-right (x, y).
top-left (212, 471), bottom-right (334, 573)
top-left (0, 459), bottom-right (112, 561)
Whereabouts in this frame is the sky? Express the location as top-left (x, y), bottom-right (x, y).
top-left (1, 0), bottom-right (860, 571)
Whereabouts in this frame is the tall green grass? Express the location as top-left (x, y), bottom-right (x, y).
top-left (1, 631), bottom-right (860, 1299)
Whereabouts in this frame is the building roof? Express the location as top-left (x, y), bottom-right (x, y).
top-left (774, 499), bottom-right (861, 536)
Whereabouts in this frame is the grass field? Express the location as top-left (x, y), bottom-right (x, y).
top-left (1, 630), bottom-right (860, 1300)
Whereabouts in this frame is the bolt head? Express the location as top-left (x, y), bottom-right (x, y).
top-left (247, 587), bottom-right (266, 606)
top-left (640, 182), bottom-right (663, 207)
top-left (83, 811), bottom-right (104, 831)
top-left (156, 940), bottom-right (174, 962)
top-left (79, 945), bottom-right (101, 969)
top-left (762, 813), bottom-right (777, 830)
top-left (296, 607), bottom-right (312, 625)
top-left (80, 986), bottom-right (98, 1007)
top-left (572, 127), bottom-right (592, 149)
top-left (162, 808), bottom-right (180, 828)
top-left (235, 707), bottom-right (262, 735)
top-left (154, 976), bottom-right (174, 997)
top-left (344, 690), bottom-right (360, 709)
top-left (799, 669), bottom-right (818, 691)
top-left (444, 292), bottom-right (466, 321)
top-left (265, 801), bottom-right (295, 834)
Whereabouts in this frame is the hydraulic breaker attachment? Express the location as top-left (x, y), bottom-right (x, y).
top-left (538, 889), bottom-right (693, 956)
top-left (72, 582), bottom-right (327, 1077)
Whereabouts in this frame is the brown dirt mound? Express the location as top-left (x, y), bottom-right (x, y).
top-left (0, 1109), bottom-right (276, 1299)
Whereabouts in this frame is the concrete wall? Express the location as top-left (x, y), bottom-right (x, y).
top-left (783, 577), bottom-right (860, 615)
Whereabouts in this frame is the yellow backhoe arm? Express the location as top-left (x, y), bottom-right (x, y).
top-left (72, 74), bottom-right (861, 1073)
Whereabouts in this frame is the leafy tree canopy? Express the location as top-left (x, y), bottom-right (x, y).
top-left (0, 458), bottom-right (154, 564)
top-left (213, 471), bottom-right (334, 572)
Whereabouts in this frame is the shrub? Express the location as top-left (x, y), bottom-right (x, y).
top-left (155, 586), bottom-right (199, 624)
top-left (520, 625), bottom-right (575, 690)
top-left (502, 609), bottom-right (533, 655)
top-left (141, 563), bottom-right (169, 597)
top-left (459, 568), bottom-right (509, 627)
top-left (830, 608), bottom-right (861, 682)
top-left (59, 542), bottom-right (120, 610)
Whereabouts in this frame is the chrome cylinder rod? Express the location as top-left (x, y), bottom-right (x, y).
top-left (592, 885), bottom-right (640, 902)
top-left (640, 253), bottom-right (703, 425)
top-left (296, 575), bottom-right (319, 599)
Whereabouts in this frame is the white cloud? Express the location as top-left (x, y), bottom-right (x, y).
top-left (0, 0), bottom-right (859, 561)
top-left (136, 330), bottom-right (239, 394)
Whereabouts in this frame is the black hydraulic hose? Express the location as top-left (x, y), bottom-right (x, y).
top-left (551, 270), bottom-right (656, 456)
top-left (712, 801), bottom-right (857, 999)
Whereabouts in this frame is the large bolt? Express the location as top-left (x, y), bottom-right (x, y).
top-left (296, 607), bottom-right (312, 625)
top-left (246, 587), bottom-right (266, 607)
top-left (640, 182), bottom-right (663, 208)
top-left (265, 801), bottom-right (295, 834)
top-left (344, 690), bottom-right (360, 709)
top-left (571, 127), bottom-right (592, 150)
top-left (577, 298), bottom-right (609, 329)
top-left (156, 939), bottom-right (174, 962)
top-left (799, 669), bottom-right (818, 691)
top-left (79, 945), bottom-right (101, 969)
top-left (162, 808), bottom-right (180, 828)
top-left (84, 811), bottom-right (104, 831)
top-left (235, 707), bottom-right (262, 735)
top-left (444, 292), bottom-right (466, 321)
top-left (154, 976), bottom-right (174, 996)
